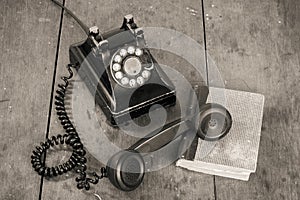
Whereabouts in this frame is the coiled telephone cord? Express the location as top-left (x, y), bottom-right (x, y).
top-left (30, 63), bottom-right (106, 190)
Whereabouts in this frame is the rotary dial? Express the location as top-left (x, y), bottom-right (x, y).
top-left (110, 46), bottom-right (153, 88)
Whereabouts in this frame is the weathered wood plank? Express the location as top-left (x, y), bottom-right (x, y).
top-left (0, 0), bottom-right (62, 199)
top-left (203, 0), bottom-right (300, 199)
top-left (41, 0), bottom-right (216, 199)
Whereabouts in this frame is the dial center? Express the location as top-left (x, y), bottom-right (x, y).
top-left (123, 57), bottom-right (142, 76)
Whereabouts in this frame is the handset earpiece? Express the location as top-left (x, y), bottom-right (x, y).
top-left (106, 150), bottom-right (145, 191)
top-left (197, 103), bottom-right (232, 141)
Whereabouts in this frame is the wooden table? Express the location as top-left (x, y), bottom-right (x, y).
top-left (0, 0), bottom-right (299, 199)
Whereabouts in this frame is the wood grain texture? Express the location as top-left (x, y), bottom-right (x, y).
top-left (41, 0), bottom-right (215, 200)
top-left (0, 0), bottom-right (61, 199)
top-left (203, 0), bottom-right (300, 199)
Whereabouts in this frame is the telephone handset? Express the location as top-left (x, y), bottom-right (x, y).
top-left (31, 0), bottom-right (233, 192)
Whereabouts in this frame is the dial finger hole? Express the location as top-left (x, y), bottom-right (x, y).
top-left (120, 49), bottom-right (127, 57)
top-left (115, 72), bottom-right (123, 79)
top-left (112, 63), bottom-right (121, 71)
top-left (121, 77), bottom-right (129, 85)
top-left (135, 48), bottom-right (143, 56)
top-left (129, 79), bottom-right (137, 87)
top-left (114, 55), bottom-right (122, 63)
top-left (137, 77), bottom-right (145, 85)
top-left (127, 46), bottom-right (135, 55)
top-left (142, 70), bottom-right (151, 79)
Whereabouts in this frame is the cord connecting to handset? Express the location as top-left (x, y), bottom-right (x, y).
top-left (31, 63), bottom-right (107, 190)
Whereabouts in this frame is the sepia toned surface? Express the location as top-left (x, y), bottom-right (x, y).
top-left (0, 0), bottom-right (299, 199)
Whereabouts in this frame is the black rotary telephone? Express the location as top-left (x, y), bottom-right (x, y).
top-left (70, 14), bottom-right (176, 126)
top-left (31, 0), bottom-right (232, 191)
